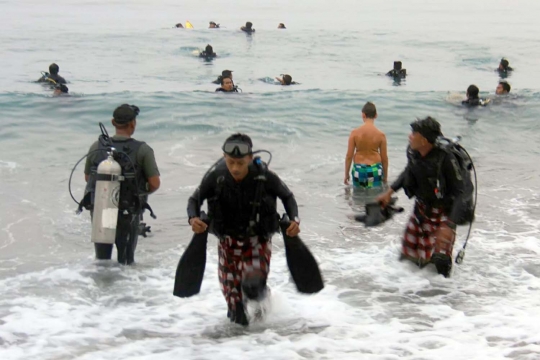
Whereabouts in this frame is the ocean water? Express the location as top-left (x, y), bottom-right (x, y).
top-left (1, 0), bottom-right (540, 359)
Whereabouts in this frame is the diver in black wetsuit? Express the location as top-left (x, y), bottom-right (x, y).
top-left (462, 85), bottom-right (490, 106)
top-left (278, 23), bottom-right (286, 29)
top-left (215, 77), bottom-right (239, 93)
top-left (497, 58), bottom-right (513, 76)
top-left (38, 63), bottom-right (67, 84)
top-left (199, 44), bottom-right (217, 59)
top-left (241, 21), bottom-right (255, 33)
top-left (187, 133), bottom-right (300, 325)
top-left (386, 61), bottom-right (407, 78)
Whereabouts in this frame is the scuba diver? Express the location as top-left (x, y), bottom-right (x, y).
top-left (80, 104), bottom-right (161, 265)
top-left (495, 80), bottom-right (511, 95)
top-left (386, 61), bottom-right (407, 78)
top-left (278, 23), bottom-right (286, 29)
top-left (187, 133), bottom-right (301, 325)
top-left (209, 21), bottom-right (220, 28)
top-left (212, 69), bottom-right (233, 84)
top-left (37, 63), bottom-right (67, 84)
top-left (199, 44), bottom-right (217, 59)
top-left (497, 58), bottom-right (513, 75)
top-left (175, 23), bottom-right (184, 28)
top-left (275, 74), bottom-right (298, 85)
top-left (344, 102), bottom-right (388, 189)
top-left (462, 85), bottom-right (490, 106)
top-left (376, 117), bottom-right (474, 277)
top-left (241, 21), bottom-right (255, 33)
top-left (215, 77), bottom-right (239, 93)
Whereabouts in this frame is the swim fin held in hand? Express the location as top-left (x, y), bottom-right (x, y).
top-left (279, 214), bottom-right (324, 294)
top-left (173, 212), bottom-right (209, 298)
top-left (355, 197), bottom-right (404, 227)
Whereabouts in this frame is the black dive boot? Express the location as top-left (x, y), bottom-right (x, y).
top-left (431, 253), bottom-right (452, 278)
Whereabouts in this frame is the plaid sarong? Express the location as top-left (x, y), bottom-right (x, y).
top-left (352, 163), bottom-right (383, 188)
top-left (218, 236), bottom-right (272, 322)
top-left (402, 201), bottom-right (456, 265)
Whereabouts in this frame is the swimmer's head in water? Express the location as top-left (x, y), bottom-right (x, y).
top-left (175, 23), bottom-right (184, 28)
top-left (209, 21), bottom-right (217, 28)
top-left (466, 85), bottom-right (479, 99)
top-left (221, 77), bottom-right (234, 91)
top-left (362, 102), bottom-right (377, 119)
top-left (278, 23), bottom-right (286, 29)
top-left (499, 58), bottom-right (510, 70)
top-left (205, 44), bottom-right (213, 54)
top-left (222, 69), bottom-right (233, 78)
top-left (496, 81), bottom-right (511, 95)
top-left (410, 117), bottom-right (442, 147)
top-left (393, 61), bottom-right (402, 71)
top-left (49, 63), bottom-right (59, 75)
top-left (245, 22), bottom-right (253, 29)
top-left (282, 74), bottom-right (292, 85)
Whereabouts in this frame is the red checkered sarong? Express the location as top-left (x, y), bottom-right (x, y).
top-left (218, 236), bottom-right (272, 316)
top-left (402, 201), bottom-right (456, 263)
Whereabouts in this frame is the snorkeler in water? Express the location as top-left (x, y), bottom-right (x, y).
top-left (241, 22), bottom-right (255, 33)
top-left (386, 61), bottom-right (406, 78)
top-left (199, 44), bottom-right (217, 59)
top-left (462, 85), bottom-right (490, 106)
top-left (275, 74), bottom-right (298, 85)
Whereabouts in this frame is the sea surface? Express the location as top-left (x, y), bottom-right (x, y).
top-left (1, 0), bottom-right (540, 359)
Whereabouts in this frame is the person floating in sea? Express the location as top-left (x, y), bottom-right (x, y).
top-left (209, 21), bottom-right (220, 28)
top-left (495, 80), bottom-right (511, 95)
top-left (187, 133), bottom-right (301, 325)
top-left (497, 58), bottom-right (513, 77)
top-left (344, 102), bottom-right (388, 189)
top-left (376, 117), bottom-right (470, 277)
top-left (275, 74), bottom-right (297, 85)
top-left (199, 44), bottom-right (217, 59)
top-left (386, 61), bottom-right (406, 78)
top-left (215, 77), bottom-right (239, 92)
top-left (37, 63), bottom-right (67, 84)
top-left (462, 85), bottom-right (490, 106)
top-left (81, 105), bottom-right (160, 265)
top-left (175, 23), bottom-right (184, 28)
top-left (278, 23), bottom-right (286, 29)
top-left (241, 21), bottom-right (255, 33)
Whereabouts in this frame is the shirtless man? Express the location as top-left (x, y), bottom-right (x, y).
top-left (344, 102), bottom-right (388, 188)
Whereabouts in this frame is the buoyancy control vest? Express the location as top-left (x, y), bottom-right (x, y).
top-left (207, 158), bottom-right (279, 239)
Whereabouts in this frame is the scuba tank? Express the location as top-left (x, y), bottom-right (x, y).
top-left (91, 150), bottom-right (123, 244)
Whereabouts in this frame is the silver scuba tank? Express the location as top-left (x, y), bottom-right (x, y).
top-left (91, 150), bottom-right (123, 244)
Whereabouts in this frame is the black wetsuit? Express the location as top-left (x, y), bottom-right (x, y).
top-left (386, 69), bottom-right (407, 78)
top-left (241, 27), bottom-right (255, 33)
top-left (187, 161), bottom-right (298, 239)
top-left (462, 98), bottom-right (488, 106)
top-left (215, 87), bottom-right (238, 92)
top-left (391, 147), bottom-right (466, 224)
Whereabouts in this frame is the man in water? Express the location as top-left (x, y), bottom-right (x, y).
top-left (344, 102), bottom-right (388, 188)
top-left (495, 81), bottom-right (511, 95)
top-left (241, 21), bottom-right (255, 33)
top-left (212, 70), bottom-right (233, 84)
top-left (498, 58), bottom-right (513, 74)
top-left (376, 117), bottom-right (466, 277)
top-left (53, 83), bottom-right (69, 95)
top-left (200, 44), bottom-right (217, 59)
top-left (386, 61), bottom-right (406, 78)
top-left (38, 63), bottom-right (67, 84)
top-left (275, 74), bottom-right (296, 85)
top-left (83, 104), bottom-right (160, 265)
top-left (278, 23), bottom-right (286, 29)
top-left (209, 21), bottom-right (219, 28)
top-left (187, 133), bottom-right (300, 325)
top-left (215, 77), bottom-right (238, 92)
top-left (175, 23), bottom-right (184, 28)
top-left (462, 85), bottom-right (490, 106)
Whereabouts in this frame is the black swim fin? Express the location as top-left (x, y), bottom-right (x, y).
top-left (173, 212), bottom-right (209, 298)
top-left (355, 197), bottom-right (404, 227)
top-left (279, 215), bottom-right (324, 294)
